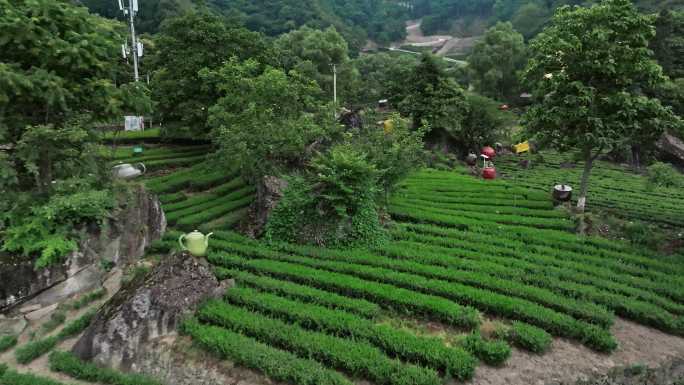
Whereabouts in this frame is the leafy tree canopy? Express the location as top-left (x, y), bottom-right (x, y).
top-left (0, 0), bottom-right (146, 193)
top-left (522, 0), bottom-right (681, 211)
top-left (399, 54), bottom-right (469, 146)
top-left (275, 26), bottom-right (359, 104)
top-left (206, 58), bottom-right (334, 181)
top-left (468, 22), bottom-right (527, 101)
top-left (150, 9), bottom-right (273, 137)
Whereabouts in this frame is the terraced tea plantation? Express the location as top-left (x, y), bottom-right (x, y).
top-left (151, 169), bottom-right (684, 385)
top-left (496, 151), bottom-right (684, 228)
top-left (109, 144), bottom-right (255, 232)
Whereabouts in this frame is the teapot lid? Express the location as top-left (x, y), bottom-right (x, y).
top-left (186, 230), bottom-right (204, 239)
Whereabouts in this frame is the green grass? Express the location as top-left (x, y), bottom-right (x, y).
top-left (69, 288), bottom-right (107, 310)
top-left (40, 312), bottom-right (66, 335)
top-left (49, 350), bottom-right (161, 385)
top-left (0, 335), bottom-right (18, 352)
top-left (100, 128), bottom-right (161, 140)
top-left (14, 309), bottom-right (96, 364)
top-left (0, 370), bottom-right (71, 385)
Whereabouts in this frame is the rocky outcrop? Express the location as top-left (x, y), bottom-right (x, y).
top-left (657, 132), bottom-right (684, 167)
top-left (71, 253), bottom-right (232, 371)
top-left (0, 185), bottom-right (166, 312)
top-left (573, 358), bottom-right (684, 385)
top-left (240, 175), bottom-right (288, 238)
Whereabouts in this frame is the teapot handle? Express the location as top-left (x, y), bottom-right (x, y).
top-left (205, 232), bottom-right (214, 247)
top-left (179, 234), bottom-right (188, 251)
top-left (137, 163), bottom-right (146, 175)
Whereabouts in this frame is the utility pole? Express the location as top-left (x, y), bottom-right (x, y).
top-left (332, 63), bottom-right (337, 106)
top-left (119, 0), bottom-right (142, 82)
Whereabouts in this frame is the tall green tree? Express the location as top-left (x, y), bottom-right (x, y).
top-left (150, 10), bottom-right (272, 137)
top-left (511, 2), bottom-right (550, 39)
top-left (205, 59), bottom-right (333, 181)
top-left (399, 54), bottom-right (469, 148)
top-left (0, 0), bottom-right (141, 193)
top-left (522, 0), bottom-right (681, 212)
top-left (651, 10), bottom-right (684, 79)
top-left (275, 26), bottom-right (358, 104)
top-left (351, 53), bottom-right (417, 106)
top-left (468, 22), bottom-right (527, 101)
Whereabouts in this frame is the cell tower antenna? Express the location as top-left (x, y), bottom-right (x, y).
top-left (119, 0), bottom-right (142, 82)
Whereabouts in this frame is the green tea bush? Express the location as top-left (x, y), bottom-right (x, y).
top-left (0, 363), bottom-right (7, 376)
top-left (158, 192), bottom-right (185, 204)
top-left (506, 321), bottom-right (552, 353)
top-left (0, 370), bottom-right (69, 385)
top-left (211, 240), bottom-right (615, 351)
top-left (181, 318), bottom-right (353, 385)
top-left (0, 335), bottom-right (17, 352)
top-left (214, 267), bottom-right (380, 318)
top-left (462, 333), bottom-right (511, 366)
top-left (176, 195), bottom-right (253, 229)
top-left (197, 300), bottom-right (442, 385)
top-left (208, 253), bottom-right (481, 328)
top-left (48, 350), bottom-right (161, 385)
top-left (165, 186), bottom-right (253, 224)
top-left (224, 287), bottom-right (477, 380)
top-left (646, 162), bottom-right (682, 189)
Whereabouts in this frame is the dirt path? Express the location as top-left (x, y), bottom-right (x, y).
top-left (390, 19), bottom-right (476, 64)
top-left (0, 268), bottom-right (122, 384)
top-left (469, 318), bottom-right (684, 385)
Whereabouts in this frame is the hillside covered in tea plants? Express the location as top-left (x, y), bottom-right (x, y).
top-left (2, 0), bottom-right (684, 384)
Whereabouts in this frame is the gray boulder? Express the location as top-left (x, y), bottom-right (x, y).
top-left (71, 253), bottom-right (232, 371)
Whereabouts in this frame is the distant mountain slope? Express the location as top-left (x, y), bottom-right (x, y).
top-left (76, 0), bottom-right (408, 50)
top-left (414, 0), bottom-right (684, 37)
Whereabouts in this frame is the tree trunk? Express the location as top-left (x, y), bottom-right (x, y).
top-left (38, 152), bottom-right (52, 194)
top-left (576, 149), bottom-right (595, 213)
top-left (631, 144), bottom-right (641, 171)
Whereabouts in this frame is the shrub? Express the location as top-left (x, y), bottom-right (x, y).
top-left (0, 335), bottom-right (17, 352)
top-left (0, 370), bottom-right (70, 385)
top-left (0, 363), bottom-right (6, 376)
top-left (15, 336), bottom-right (59, 364)
top-left (69, 288), bottom-right (107, 310)
top-left (266, 145), bottom-right (386, 248)
top-left (2, 187), bottom-right (113, 268)
top-left (181, 318), bottom-right (353, 385)
top-left (646, 162), bottom-right (682, 189)
top-left (506, 321), bottom-right (552, 353)
top-left (15, 309), bottom-right (96, 364)
top-left (48, 350), bottom-right (161, 385)
top-left (40, 311), bottom-right (67, 335)
top-left (462, 333), bottom-right (511, 366)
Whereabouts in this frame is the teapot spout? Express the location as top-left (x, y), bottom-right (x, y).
top-left (205, 232), bottom-right (214, 247)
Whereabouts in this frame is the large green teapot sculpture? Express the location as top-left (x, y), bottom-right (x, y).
top-left (179, 230), bottom-right (213, 257)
